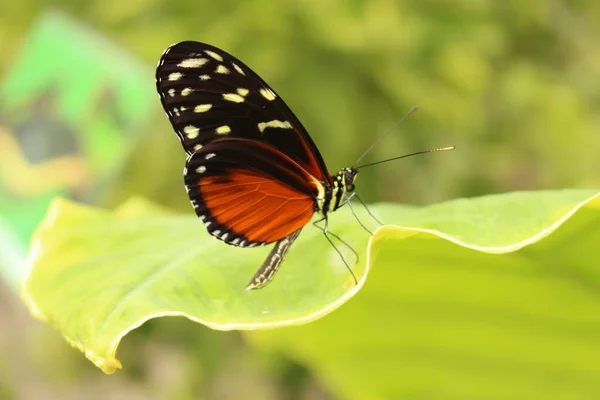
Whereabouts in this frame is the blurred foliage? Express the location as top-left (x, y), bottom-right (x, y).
top-left (3, 0), bottom-right (598, 211)
top-left (2, 0), bottom-right (600, 399)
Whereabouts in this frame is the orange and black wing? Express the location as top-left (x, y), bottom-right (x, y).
top-left (156, 41), bottom-right (333, 185)
top-left (184, 138), bottom-right (319, 247)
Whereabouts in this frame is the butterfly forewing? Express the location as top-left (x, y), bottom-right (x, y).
top-left (156, 41), bottom-right (333, 184)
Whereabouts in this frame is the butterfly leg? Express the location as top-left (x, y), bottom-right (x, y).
top-left (353, 193), bottom-right (384, 226)
top-left (345, 196), bottom-right (376, 235)
top-left (312, 217), bottom-right (359, 264)
top-left (313, 217), bottom-right (358, 285)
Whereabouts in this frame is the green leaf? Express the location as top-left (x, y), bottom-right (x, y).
top-left (248, 189), bottom-right (600, 400)
top-left (20, 196), bottom-right (370, 373)
top-left (20, 189), bottom-right (599, 383)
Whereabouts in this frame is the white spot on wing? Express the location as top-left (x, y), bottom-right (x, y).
top-left (178, 58), bottom-right (209, 68)
top-left (196, 166), bottom-right (207, 173)
top-left (215, 65), bottom-right (230, 74)
top-left (204, 50), bottom-right (223, 62)
top-left (260, 88), bottom-right (277, 101)
top-left (168, 88), bottom-right (175, 97)
top-left (184, 125), bottom-right (200, 139)
top-left (205, 153), bottom-right (216, 160)
top-left (216, 126), bottom-right (231, 135)
top-left (194, 104), bottom-right (212, 113)
top-left (258, 120), bottom-right (292, 132)
top-left (181, 88), bottom-right (192, 96)
top-left (232, 63), bottom-right (245, 75)
top-left (193, 144), bottom-right (203, 151)
top-left (223, 93), bottom-right (245, 103)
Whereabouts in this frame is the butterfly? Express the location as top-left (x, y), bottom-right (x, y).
top-left (155, 41), bottom-right (453, 290)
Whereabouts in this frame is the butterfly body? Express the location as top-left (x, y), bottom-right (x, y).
top-left (156, 41), bottom-right (358, 289)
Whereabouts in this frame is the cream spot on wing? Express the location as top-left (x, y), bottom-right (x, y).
top-left (181, 88), bottom-right (192, 96)
top-left (178, 58), bottom-right (208, 68)
top-left (215, 65), bottom-right (230, 74)
top-left (196, 166), bottom-right (207, 173)
top-left (199, 74), bottom-right (211, 80)
top-left (204, 50), bottom-right (223, 62)
top-left (168, 72), bottom-right (183, 81)
top-left (194, 104), bottom-right (212, 113)
top-left (168, 88), bottom-right (175, 97)
top-left (193, 144), bottom-right (203, 151)
top-left (205, 153), bottom-right (216, 159)
top-left (232, 63), bottom-right (245, 75)
top-left (184, 125), bottom-right (199, 139)
top-left (216, 126), bottom-right (231, 135)
top-left (237, 88), bottom-right (249, 97)
top-left (223, 93), bottom-right (244, 103)
top-left (260, 88), bottom-right (276, 101)
top-left (257, 120), bottom-right (292, 132)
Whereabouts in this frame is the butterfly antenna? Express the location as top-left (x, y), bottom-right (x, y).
top-left (355, 146), bottom-right (455, 169)
top-left (352, 105), bottom-right (419, 167)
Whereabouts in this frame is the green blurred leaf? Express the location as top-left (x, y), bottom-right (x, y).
top-left (248, 189), bottom-right (600, 400)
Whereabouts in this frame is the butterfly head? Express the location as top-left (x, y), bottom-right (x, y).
top-left (338, 167), bottom-right (359, 194)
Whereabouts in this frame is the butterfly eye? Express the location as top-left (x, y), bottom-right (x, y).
top-left (346, 184), bottom-right (355, 192)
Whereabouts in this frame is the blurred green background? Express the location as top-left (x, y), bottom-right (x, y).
top-left (0, 0), bottom-right (599, 399)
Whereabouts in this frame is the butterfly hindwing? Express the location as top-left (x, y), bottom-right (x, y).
top-left (156, 41), bottom-right (333, 184)
top-left (185, 138), bottom-right (318, 247)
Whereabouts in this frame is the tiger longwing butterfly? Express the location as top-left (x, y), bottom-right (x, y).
top-left (156, 41), bottom-right (453, 290)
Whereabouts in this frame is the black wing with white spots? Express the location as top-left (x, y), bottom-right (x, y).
top-left (155, 41), bottom-right (333, 184)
